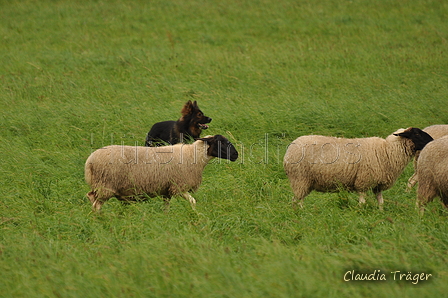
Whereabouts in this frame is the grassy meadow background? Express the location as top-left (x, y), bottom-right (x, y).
top-left (1, 0), bottom-right (448, 296)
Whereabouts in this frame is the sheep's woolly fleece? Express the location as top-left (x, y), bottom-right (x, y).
top-left (416, 136), bottom-right (448, 214)
top-left (283, 128), bottom-right (426, 208)
top-left (85, 136), bottom-right (237, 211)
top-left (407, 124), bottom-right (448, 190)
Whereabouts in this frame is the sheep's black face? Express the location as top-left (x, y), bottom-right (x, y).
top-left (199, 135), bottom-right (239, 161)
top-left (394, 127), bottom-right (434, 151)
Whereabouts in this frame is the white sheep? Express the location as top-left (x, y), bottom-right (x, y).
top-left (416, 136), bottom-right (448, 215)
top-left (407, 124), bottom-right (448, 190)
top-left (85, 135), bottom-right (238, 211)
top-left (283, 128), bottom-right (433, 209)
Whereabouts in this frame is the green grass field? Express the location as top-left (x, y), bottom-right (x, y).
top-left (1, 0), bottom-right (448, 297)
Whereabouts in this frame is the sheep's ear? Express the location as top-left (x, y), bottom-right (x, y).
top-left (196, 136), bottom-right (215, 142)
top-left (393, 127), bottom-right (414, 138)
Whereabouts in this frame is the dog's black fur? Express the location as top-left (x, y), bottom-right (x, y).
top-left (145, 100), bottom-right (212, 146)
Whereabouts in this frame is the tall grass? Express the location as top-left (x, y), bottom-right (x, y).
top-left (1, 0), bottom-right (447, 297)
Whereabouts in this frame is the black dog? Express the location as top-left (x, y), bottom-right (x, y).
top-left (145, 100), bottom-right (212, 146)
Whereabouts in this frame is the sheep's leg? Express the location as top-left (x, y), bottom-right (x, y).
top-left (92, 199), bottom-right (105, 211)
top-left (87, 191), bottom-right (106, 212)
top-left (407, 154), bottom-right (419, 192)
top-left (162, 196), bottom-right (171, 213)
top-left (376, 192), bottom-right (384, 210)
top-left (417, 182), bottom-right (439, 216)
top-left (292, 193), bottom-right (307, 210)
top-left (289, 179), bottom-right (310, 210)
top-left (289, 198), bottom-right (303, 210)
top-left (87, 191), bottom-right (96, 204)
top-left (416, 199), bottom-right (425, 216)
top-left (181, 193), bottom-right (196, 209)
top-left (358, 192), bottom-right (366, 205)
top-left (406, 173), bottom-right (418, 191)
top-left (441, 193), bottom-right (448, 210)
top-left (415, 193), bottom-right (431, 216)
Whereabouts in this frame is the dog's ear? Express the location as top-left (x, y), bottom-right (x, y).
top-left (192, 100), bottom-right (199, 109)
top-left (181, 100), bottom-right (194, 116)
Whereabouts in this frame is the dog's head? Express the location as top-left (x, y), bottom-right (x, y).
top-left (181, 100), bottom-right (212, 130)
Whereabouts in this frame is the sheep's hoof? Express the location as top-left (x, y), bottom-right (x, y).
top-left (405, 184), bottom-right (415, 193)
top-left (292, 200), bottom-right (304, 210)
